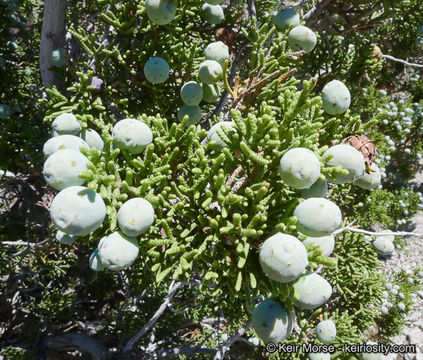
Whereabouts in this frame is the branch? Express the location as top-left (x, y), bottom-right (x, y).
top-left (141, 317), bottom-right (252, 359)
top-left (332, 221), bottom-right (423, 237)
top-left (233, 152), bottom-right (265, 194)
top-left (233, 70), bottom-right (281, 108)
top-left (41, 333), bottom-right (110, 360)
top-left (315, 24), bottom-right (334, 60)
top-left (305, 0), bottom-right (334, 25)
top-left (213, 320), bottom-right (253, 360)
top-left (2, 239), bottom-right (49, 248)
top-left (382, 54), bottom-right (423, 68)
top-left (123, 281), bottom-right (183, 353)
top-left (2, 240), bottom-right (41, 247)
top-left (40, 0), bottom-right (67, 88)
top-left (247, 0), bottom-right (258, 29)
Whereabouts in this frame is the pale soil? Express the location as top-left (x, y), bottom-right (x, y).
top-left (384, 165), bottom-right (423, 360)
top-left (384, 213), bottom-right (423, 360)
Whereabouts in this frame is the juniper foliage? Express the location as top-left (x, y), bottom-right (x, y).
top-left (1, 0), bottom-right (423, 359)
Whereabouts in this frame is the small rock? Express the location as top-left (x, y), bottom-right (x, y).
top-left (90, 76), bottom-right (105, 92)
top-left (406, 328), bottom-right (423, 347)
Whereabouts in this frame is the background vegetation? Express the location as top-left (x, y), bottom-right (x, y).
top-left (1, 0), bottom-right (423, 359)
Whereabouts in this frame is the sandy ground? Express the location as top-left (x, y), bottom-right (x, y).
top-left (384, 166), bottom-right (423, 360)
top-left (384, 214), bottom-right (423, 360)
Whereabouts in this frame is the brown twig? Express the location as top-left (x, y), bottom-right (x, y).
top-left (285, 50), bottom-right (306, 60)
top-left (225, 165), bottom-right (244, 188)
top-left (64, 48), bottom-right (79, 82)
top-left (231, 68), bottom-right (297, 110)
top-left (278, 68), bottom-right (297, 83)
top-left (233, 151), bottom-right (265, 194)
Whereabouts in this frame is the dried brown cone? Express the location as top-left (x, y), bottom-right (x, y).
top-left (342, 134), bottom-right (377, 173)
top-left (372, 44), bottom-right (383, 62)
top-left (215, 26), bottom-right (237, 50)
